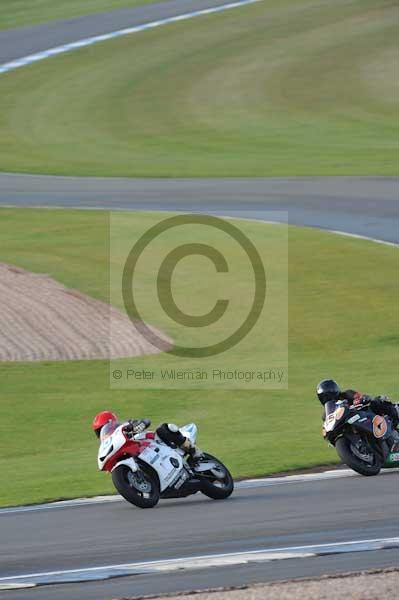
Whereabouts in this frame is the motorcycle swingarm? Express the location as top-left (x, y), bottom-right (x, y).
top-left (161, 479), bottom-right (202, 499)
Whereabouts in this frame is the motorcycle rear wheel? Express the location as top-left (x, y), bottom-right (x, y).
top-left (335, 435), bottom-right (382, 476)
top-left (112, 462), bottom-right (160, 508)
top-left (199, 453), bottom-right (234, 500)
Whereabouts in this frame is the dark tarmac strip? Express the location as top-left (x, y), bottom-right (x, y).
top-left (2, 473), bottom-right (399, 599)
top-left (0, 0), bottom-right (245, 65)
top-left (1, 175), bottom-right (399, 244)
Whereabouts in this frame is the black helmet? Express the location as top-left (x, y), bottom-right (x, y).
top-left (316, 379), bottom-right (341, 405)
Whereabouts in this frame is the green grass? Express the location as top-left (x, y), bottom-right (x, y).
top-left (1, 208), bottom-right (399, 506)
top-left (0, 0), bottom-right (398, 176)
top-left (0, 0), bottom-right (164, 30)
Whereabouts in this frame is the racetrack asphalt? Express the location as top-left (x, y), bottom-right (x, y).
top-left (0, 0), bottom-right (241, 64)
top-left (1, 174), bottom-right (399, 244)
top-left (3, 473), bottom-right (399, 600)
top-left (1, 1), bottom-right (399, 598)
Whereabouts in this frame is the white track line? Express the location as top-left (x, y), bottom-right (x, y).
top-left (329, 229), bottom-right (399, 248)
top-left (2, 468), bottom-right (399, 515)
top-left (0, 0), bottom-right (261, 76)
top-left (223, 213), bottom-right (399, 248)
top-left (2, 205), bottom-right (397, 249)
top-left (2, 536), bottom-right (399, 589)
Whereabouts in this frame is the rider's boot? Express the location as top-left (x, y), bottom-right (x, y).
top-left (181, 438), bottom-right (203, 465)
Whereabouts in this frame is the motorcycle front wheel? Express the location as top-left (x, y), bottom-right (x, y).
top-left (112, 462), bottom-right (160, 508)
top-left (198, 453), bottom-right (234, 500)
top-left (335, 435), bottom-right (382, 476)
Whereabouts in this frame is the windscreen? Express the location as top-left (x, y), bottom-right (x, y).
top-left (324, 400), bottom-right (337, 417)
top-left (100, 421), bottom-right (118, 441)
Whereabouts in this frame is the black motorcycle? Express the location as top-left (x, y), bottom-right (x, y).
top-left (323, 399), bottom-right (399, 476)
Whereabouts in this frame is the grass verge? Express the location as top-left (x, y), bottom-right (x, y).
top-left (0, 0), bottom-right (398, 176)
top-left (1, 208), bottom-right (398, 506)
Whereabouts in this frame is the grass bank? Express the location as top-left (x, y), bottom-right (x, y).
top-left (0, 0), bottom-right (398, 176)
top-left (1, 208), bottom-right (398, 506)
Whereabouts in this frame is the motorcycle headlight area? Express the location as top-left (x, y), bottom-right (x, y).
top-left (325, 407), bottom-right (345, 432)
top-left (100, 445), bottom-right (114, 461)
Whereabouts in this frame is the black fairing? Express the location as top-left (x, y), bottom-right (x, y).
top-left (324, 401), bottom-right (393, 448)
top-left (324, 400), bottom-right (349, 442)
top-left (324, 400), bottom-right (341, 417)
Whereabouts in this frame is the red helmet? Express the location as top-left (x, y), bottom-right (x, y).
top-left (92, 411), bottom-right (117, 438)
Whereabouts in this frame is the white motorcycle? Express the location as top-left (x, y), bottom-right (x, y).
top-left (97, 420), bottom-right (234, 508)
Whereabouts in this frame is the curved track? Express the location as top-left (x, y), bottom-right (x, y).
top-left (1, 174), bottom-right (399, 244)
top-left (1, 1), bottom-right (399, 598)
top-left (0, 0), bottom-right (239, 65)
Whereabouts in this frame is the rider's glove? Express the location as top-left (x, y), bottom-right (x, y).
top-left (134, 419), bottom-right (148, 434)
top-left (122, 420), bottom-right (137, 436)
top-left (123, 419), bottom-right (144, 437)
top-left (374, 395), bottom-right (390, 402)
top-left (352, 392), bottom-right (372, 406)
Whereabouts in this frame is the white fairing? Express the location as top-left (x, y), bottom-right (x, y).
top-left (139, 442), bottom-right (185, 492)
top-left (111, 457), bottom-right (138, 473)
top-left (138, 423), bottom-right (198, 492)
top-left (97, 422), bottom-right (200, 493)
top-left (180, 423), bottom-right (198, 445)
top-left (97, 425), bottom-right (126, 470)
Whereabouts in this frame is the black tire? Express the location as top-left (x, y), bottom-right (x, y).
top-left (335, 435), bottom-right (382, 476)
top-left (199, 453), bottom-right (234, 500)
top-left (112, 462), bottom-right (160, 508)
